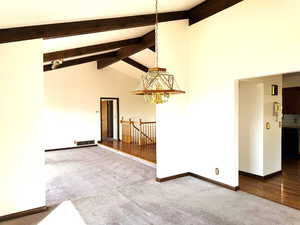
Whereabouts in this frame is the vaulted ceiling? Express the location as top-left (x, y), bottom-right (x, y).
top-left (1, 0), bottom-right (243, 77)
top-left (1, 0), bottom-right (206, 27)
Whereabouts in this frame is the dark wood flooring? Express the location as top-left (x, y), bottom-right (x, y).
top-left (239, 157), bottom-right (300, 210)
top-left (100, 140), bottom-right (156, 163)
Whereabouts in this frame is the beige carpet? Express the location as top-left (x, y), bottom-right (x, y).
top-left (3, 147), bottom-right (300, 225)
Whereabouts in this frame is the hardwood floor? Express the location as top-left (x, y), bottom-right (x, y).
top-left (239, 157), bottom-right (300, 210)
top-left (100, 140), bottom-right (156, 163)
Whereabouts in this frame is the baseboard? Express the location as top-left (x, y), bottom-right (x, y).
top-left (156, 173), bottom-right (190, 182)
top-left (156, 172), bottom-right (239, 191)
top-left (239, 170), bottom-right (282, 180)
top-left (98, 139), bottom-right (120, 144)
top-left (0, 206), bottom-right (47, 222)
top-left (264, 170), bottom-right (282, 179)
top-left (189, 173), bottom-right (239, 191)
top-left (45, 145), bottom-right (97, 152)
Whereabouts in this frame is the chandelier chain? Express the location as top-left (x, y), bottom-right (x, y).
top-left (155, 0), bottom-right (158, 68)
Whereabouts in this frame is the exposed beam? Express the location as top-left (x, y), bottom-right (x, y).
top-left (44, 38), bottom-right (140, 62)
top-left (188, 0), bottom-right (244, 25)
top-left (97, 30), bottom-right (155, 70)
top-left (44, 51), bottom-right (117, 72)
top-left (122, 57), bottom-right (149, 73)
top-left (149, 46), bottom-right (156, 52)
top-left (0, 11), bottom-right (188, 44)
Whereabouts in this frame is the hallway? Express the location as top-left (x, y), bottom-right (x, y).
top-left (239, 157), bottom-right (300, 210)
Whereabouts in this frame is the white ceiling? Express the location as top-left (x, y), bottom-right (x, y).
top-left (130, 49), bottom-right (156, 68)
top-left (110, 60), bottom-right (147, 80)
top-left (3, 0), bottom-right (206, 76)
top-left (1, 0), bottom-right (206, 28)
top-left (43, 26), bottom-right (155, 52)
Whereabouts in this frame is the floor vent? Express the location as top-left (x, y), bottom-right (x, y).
top-left (76, 140), bottom-right (95, 146)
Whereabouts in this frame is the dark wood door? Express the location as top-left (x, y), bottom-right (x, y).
top-left (101, 101), bottom-right (108, 139)
top-left (283, 87), bottom-right (300, 114)
top-left (107, 101), bottom-right (114, 138)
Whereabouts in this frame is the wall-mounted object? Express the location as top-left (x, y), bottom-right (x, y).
top-left (266, 122), bottom-right (271, 130)
top-left (273, 102), bottom-right (281, 122)
top-left (51, 58), bottom-right (64, 69)
top-left (271, 84), bottom-right (278, 96)
top-left (215, 168), bottom-right (219, 175)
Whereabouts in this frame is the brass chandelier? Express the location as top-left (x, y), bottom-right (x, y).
top-left (132, 0), bottom-right (185, 104)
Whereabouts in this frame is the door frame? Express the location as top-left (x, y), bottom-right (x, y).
top-left (100, 97), bottom-right (120, 141)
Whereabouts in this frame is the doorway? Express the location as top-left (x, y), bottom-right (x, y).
top-left (238, 73), bottom-right (300, 210)
top-left (100, 97), bottom-right (120, 141)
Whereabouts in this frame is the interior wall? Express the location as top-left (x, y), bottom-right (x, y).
top-left (44, 62), bottom-right (155, 150)
top-left (263, 76), bottom-right (282, 175)
top-left (156, 20), bottom-right (190, 178)
top-left (0, 39), bottom-right (45, 216)
top-left (113, 99), bottom-right (118, 140)
top-left (239, 75), bottom-right (282, 176)
top-left (239, 82), bottom-right (264, 176)
top-left (157, 0), bottom-right (300, 187)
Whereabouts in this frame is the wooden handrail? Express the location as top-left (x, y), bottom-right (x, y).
top-left (121, 118), bottom-right (156, 145)
top-left (140, 121), bottom-right (156, 124)
top-left (132, 123), bottom-right (154, 144)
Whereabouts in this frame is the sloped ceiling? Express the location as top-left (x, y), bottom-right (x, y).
top-left (2, 0), bottom-right (206, 76)
top-left (1, 0), bottom-right (206, 27)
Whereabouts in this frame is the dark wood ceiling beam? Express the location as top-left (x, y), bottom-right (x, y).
top-left (44, 37), bottom-right (141, 62)
top-left (148, 46), bottom-right (155, 52)
top-left (0, 11), bottom-right (187, 44)
top-left (122, 57), bottom-right (149, 73)
top-left (44, 51), bottom-right (118, 72)
top-left (97, 30), bottom-right (155, 70)
top-left (188, 0), bottom-right (244, 25)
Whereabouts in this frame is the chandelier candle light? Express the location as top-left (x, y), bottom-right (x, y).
top-left (131, 0), bottom-right (185, 104)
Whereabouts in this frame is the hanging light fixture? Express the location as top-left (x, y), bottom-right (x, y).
top-left (51, 59), bottom-right (64, 70)
top-left (132, 0), bottom-right (185, 104)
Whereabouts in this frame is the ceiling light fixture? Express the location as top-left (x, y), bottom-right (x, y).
top-left (51, 59), bottom-right (64, 70)
top-left (132, 0), bottom-right (185, 104)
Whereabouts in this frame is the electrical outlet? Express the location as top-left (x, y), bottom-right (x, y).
top-left (215, 168), bottom-right (220, 175)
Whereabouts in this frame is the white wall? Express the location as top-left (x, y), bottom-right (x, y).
top-left (156, 20), bottom-right (190, 178)
top-left (239, 82), bottom-right (264, 175)
top-left (113, 99), bottom-right (118, 139)
top-left (44, 63), bottom-right (155, 150)
top-left (263, 76), bottom-right (282, 175)
top-left (239, 75), bottom-right (282, 176)
top-left (0, 40), bottom-right (45, 216)
top-left (157, 0), bottom-right (300, 187)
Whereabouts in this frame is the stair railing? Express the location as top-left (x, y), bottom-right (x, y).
top-left (121, 117), bottom-right (156, 145)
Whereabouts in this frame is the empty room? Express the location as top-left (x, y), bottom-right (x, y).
top-left (1, 0), bottom-right (300, 225)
